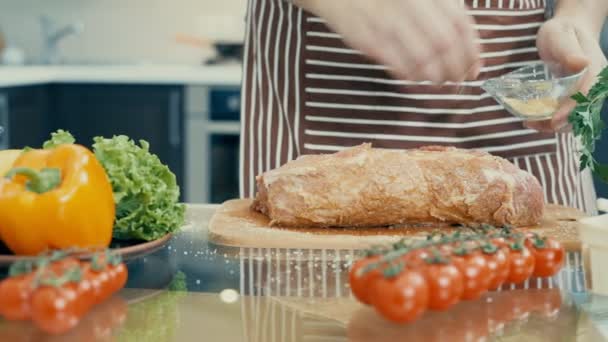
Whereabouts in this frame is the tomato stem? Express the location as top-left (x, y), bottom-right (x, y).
top-left (533, 236), bottom-right (547, 249)
top-left (425, 248), bottom-right (450, 264)
top-left (382, 261), bottom-right (404, 278)
top-left (109, 253), bottom-right (122, 266)
top-left (360, 223), bottom-right (545, 275)
top-left (38, 266), bottom-right (82, 287)
top-left (509, 239), bottom-right (525, 251)
top-left (453, 244), bottom-right (470, 256)
top-left (91, 254), bottom-right (105, 271)
top-left (481, 243), bottom-right (498, 254)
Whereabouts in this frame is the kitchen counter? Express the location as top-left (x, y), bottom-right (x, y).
top-left (0, 64), bottom-right (242, 87)
top-left (1, 204), bottom-right (608, 341)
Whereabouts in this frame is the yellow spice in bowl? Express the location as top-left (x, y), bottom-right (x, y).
top-left (503, 97), bottom-right (559, 117)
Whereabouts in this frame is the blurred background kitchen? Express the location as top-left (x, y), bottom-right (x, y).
top-left (1, 0), bottom-right (608, 203)
top-left (0, 0), bottom-right (245, 204)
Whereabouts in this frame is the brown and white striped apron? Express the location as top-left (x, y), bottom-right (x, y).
top-left (239, 0), bottom-right (598, 215)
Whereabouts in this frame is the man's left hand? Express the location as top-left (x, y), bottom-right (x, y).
top-left (526, 17), bottom-right (607, 132)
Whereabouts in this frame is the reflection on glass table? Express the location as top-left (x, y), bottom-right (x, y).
top-left (0, 205), bottom-right (606, 341)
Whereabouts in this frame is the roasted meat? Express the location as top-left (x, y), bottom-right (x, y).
top-left (252, 144), bottom-right (544, 227)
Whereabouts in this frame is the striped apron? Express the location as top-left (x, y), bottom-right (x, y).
top-left (239, 0), bottom-right (598, 215)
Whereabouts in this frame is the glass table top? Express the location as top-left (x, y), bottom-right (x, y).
top-left (1, 204), bottom-right (607, 342)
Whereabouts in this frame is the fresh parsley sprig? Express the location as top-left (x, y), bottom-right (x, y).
top-left (569, 66), bottom-right (608, 182)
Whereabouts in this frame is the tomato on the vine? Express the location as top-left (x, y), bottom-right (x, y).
top-left (372, 269), bottom-right (429, 323)
top-left (0, 274), bottom-right (35, 321)
top-left (483, 246), bottom-right (510, 290)
top-left (506, 245), bottom-right (535, 284)
top-left (0, 251), bottom-right (129, 335)
top-left (348, 226), bottom-right (566, 326)
top-left (30, 283), bottom-right (86, 335)
top-left (349, 256), bottom-right (383, 305)
top-left (0, 257), bottom-right (81, 322)
top-left (526, 237), bottom-right (565, 278)
top-left (423, 261), bottom-right (463, 311)
top-left (109, 263), bottom-right (128, 294)
top-left (403, 249), bottom-right (431, 268)
top-left (452, 252), bottom-right (491, 300)
top-left (490, 236), bottom-right (509, 248)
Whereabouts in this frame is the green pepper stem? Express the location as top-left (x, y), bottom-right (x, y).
top-left (5, 167), bottom-right (62, 194)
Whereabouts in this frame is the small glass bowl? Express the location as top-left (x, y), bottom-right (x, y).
top-left (481, 62), bottom-right (586, 121)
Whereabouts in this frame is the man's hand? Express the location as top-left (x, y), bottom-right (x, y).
top-left (296, 0), bottom-right (482, 83)
top-left (526, 8), bottom-right (608, 132)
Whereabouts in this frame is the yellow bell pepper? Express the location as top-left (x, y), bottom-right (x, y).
top-left (0, 144), bottom-right (115, 255)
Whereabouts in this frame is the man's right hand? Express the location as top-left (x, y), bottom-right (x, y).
top-left (296, 0), bottom-right (482, 83)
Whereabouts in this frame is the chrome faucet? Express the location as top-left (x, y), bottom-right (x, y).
top-left (39, 15), bottom-right (84, 64)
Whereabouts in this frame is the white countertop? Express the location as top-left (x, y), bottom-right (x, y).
top-left (0, 64), bottom-right (242, 87)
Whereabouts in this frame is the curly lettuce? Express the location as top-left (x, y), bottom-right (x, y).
top-left (93, 136), bottom-right (185, 241)
top-left (42, 129), bottom-right (76, 149)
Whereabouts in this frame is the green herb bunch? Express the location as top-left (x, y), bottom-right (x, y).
top-left (570, 66), bottom-right (608, 182)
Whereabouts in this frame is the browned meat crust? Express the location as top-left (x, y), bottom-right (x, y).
top-left (252, 144), bottom-right (544, 228)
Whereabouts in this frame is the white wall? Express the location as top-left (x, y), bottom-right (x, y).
top-left (0, 0), bottom-right (247, 65)
top-left (4, 0), bottom-right (604, 65)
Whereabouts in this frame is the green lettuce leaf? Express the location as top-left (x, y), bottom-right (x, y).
top-left (42, 129), bottom-right (76, 149)
top-left (92, 135), bottom-right (185, 241)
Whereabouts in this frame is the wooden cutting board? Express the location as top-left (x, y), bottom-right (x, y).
top-left (208, 199), bottom-right (586, 251)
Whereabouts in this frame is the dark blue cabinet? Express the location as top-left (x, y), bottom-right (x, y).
top-left (52, 84), bottom-right (185, 197)
top-left (0, 85), bottom-right (52, 150)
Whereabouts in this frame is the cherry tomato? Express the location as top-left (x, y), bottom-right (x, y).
top-left (90, 262), bottom-right (127, 304)
top-left (0, 257), bottom-right (84, 321)
top-left (77, 265), bottom-right (106, 309)
top-left (506, 246), bottom-right (535, 285)
top-left (526, 238), bottom-right (565, 278)
top-left (30, 283), bottom-right (88, 335)
top-left (372, 269), bottom-right (429, 323)
top-left (452, 252), bottom-right (491, 300)
top-left (403, 249), bottom-right (431, 268)
top-left (85, 256), bottom-right (126, 305)
top-left (483, 247), bottom-right (510, 290)
top-left (423, 262), bottom-right (463, 311)
top-left (94, 269), bottom-right (112, 303)
top-left (0, 252), bottom-right (128, 336)
top-left (0, 274), bottom-right (35, 320)
top-left (349, 256), bottom-right (383, 305)
top-left (491, 237), bottom-right (509, 248)
top-left (108, 263), bottom-right (128, 294)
